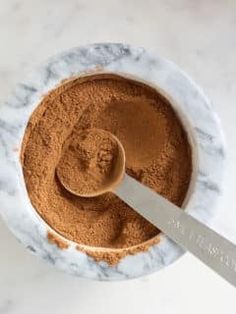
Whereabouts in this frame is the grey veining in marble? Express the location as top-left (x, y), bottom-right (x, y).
top-left (0, 43), bottom-right (225, 280)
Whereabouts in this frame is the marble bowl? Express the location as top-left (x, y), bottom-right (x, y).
top-left (0, 43), bottom-right (225, 280)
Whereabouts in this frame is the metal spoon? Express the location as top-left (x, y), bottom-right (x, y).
top-left (57, 129), bottom-right (236, 287)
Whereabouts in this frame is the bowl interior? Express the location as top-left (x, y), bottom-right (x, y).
top-left (20, 71), bottom-right (198, 254)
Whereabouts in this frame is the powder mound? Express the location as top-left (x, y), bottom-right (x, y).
top-left (21, 73), bottom-right (192, 264)
top-left (56, 128), bottom-right (120, 196)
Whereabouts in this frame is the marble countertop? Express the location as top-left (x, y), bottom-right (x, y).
top-left (0, 0), bottom-right (236, 313)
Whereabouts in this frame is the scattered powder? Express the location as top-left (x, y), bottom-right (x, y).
top-left (21, 74), bottom-right (192, 265)
top-left (56, 128), bottom-right (120, 196)
top-left (76, 234), bottom-right (161, 266)
top-left (47, 231), bottom-right (69, 250)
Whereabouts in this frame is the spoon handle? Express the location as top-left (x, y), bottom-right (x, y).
top-left (115, 174), bottom-right (236, 287)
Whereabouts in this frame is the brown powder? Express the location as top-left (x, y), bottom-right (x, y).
top-left (21, 73), bottom-right (192, 264)
top-left (47, 231), bottom-right (69, 250)
top-left (56, 128), bottom-right (120, 196)
top-left (76, 234), bottom-right (161, 266)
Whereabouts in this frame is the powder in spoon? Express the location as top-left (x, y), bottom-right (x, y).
top-left (56, 129), bottom-right (120, 196)
top-left (21, 73), bottom-right (192, 264)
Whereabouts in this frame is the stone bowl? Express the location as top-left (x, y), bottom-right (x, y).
top-left (0, 43), bottom-right (225, 280)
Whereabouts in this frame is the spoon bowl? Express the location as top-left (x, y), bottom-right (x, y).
top-left (57, 129), bottom-right (126, 197)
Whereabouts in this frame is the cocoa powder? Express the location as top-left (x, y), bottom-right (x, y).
top-left (21, 74), bottom-right (192, 264)
top-left (56, 128), bottom-right (120, 196)
top-left (47, 231), bottom-right (69, 250)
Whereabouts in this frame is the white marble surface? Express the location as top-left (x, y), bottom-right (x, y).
top-left (0, 0), bottom-right (236, 313)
